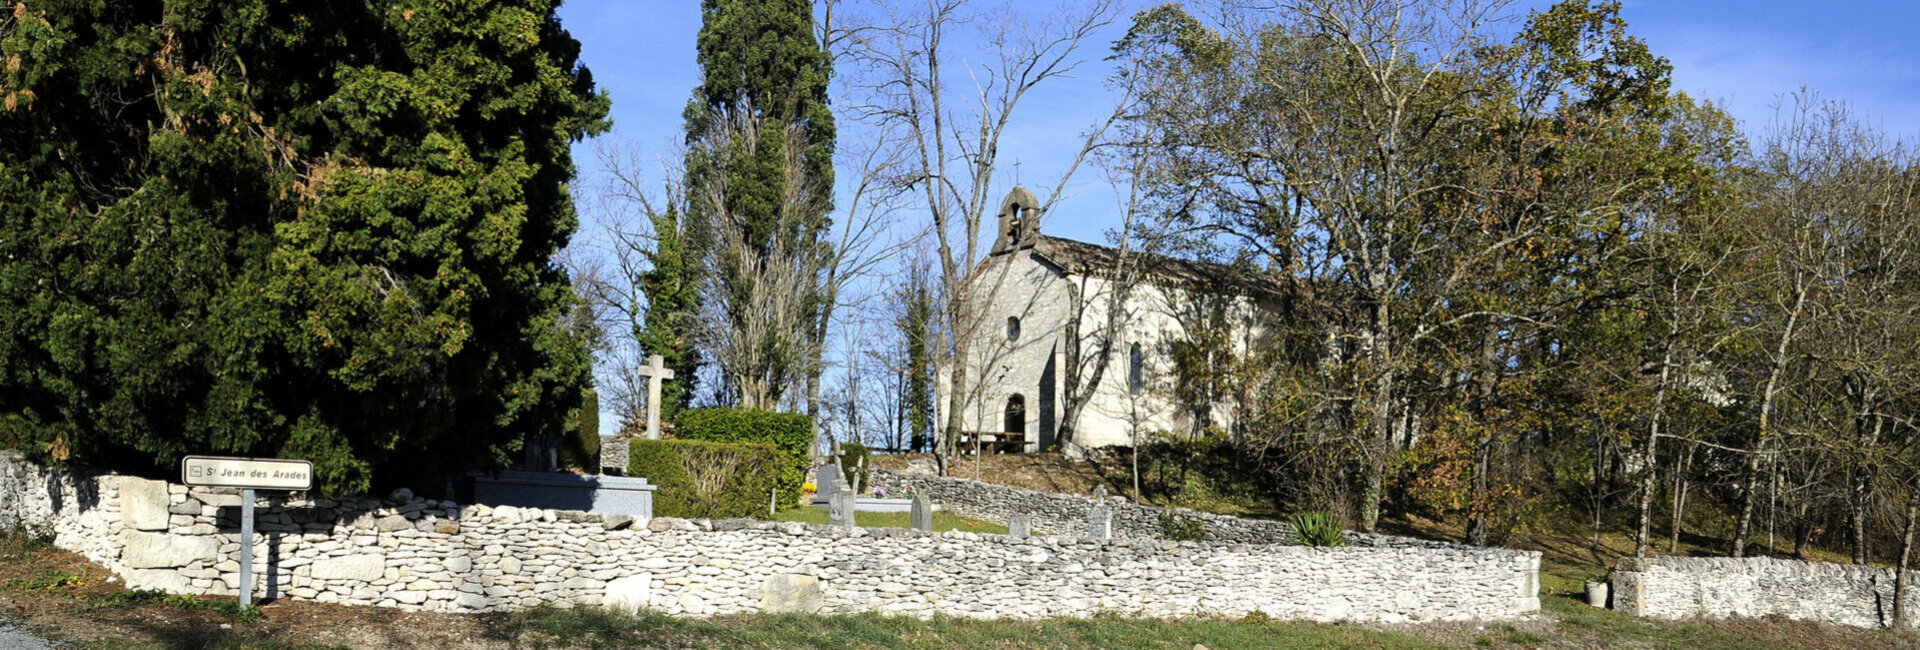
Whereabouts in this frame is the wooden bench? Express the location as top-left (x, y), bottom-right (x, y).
top-left (957, 431), bottom-right (1028, 454)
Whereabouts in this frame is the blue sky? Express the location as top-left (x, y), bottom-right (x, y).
top-left (557, 0), bottom-right (1920, 245)
top-left (555, 0), bottom-right (1920, 433)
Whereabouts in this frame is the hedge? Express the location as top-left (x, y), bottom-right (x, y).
top-left (628, 439), bottom-right (780, 519)
top-left (674, 408), bottom-right (811, 509)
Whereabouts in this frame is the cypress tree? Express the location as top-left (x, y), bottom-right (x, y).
top-left (681, 0), bottom-right (835, 408)
top-left (0, 0), bottom-right (609, 494)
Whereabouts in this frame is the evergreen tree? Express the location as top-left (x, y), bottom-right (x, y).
top-left (681, 0), bottom-right (835, 409)
top-left (0, 0), bottom-right (609, 494)
top-left (635, 202), bottom-right (701, 420)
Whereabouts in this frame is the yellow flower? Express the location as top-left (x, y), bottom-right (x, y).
top-left (802, 482), bottom-right (817, 492)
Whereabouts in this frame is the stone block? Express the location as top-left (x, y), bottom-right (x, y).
top-left (761, 574), bottom-right (824, 613)
top-left (375, 515), bottom-right (412, 532)
top-left (120, 477), bottom-right (172, 531)
top-left (121, 531), bottom-right (218, 569)
top-left (121, 568), bottom-right (197, 594)
top-left (603, 574), bottom-right (652, 614)
top-left (311, 555), bottom-right (385, 581)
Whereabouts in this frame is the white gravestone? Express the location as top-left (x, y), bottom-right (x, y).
top-left (910, 493), bottom-right (933, 532)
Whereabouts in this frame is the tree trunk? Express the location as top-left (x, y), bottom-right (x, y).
top-left (1637, 329), bottom-right (1677, 557)
top-left (1467, 326), bottom-right (1500, 547)
top-left (939, 333), bottom-right (971, 477)
top-left (1734, 289), bottom-right (1804, 557)
top-left (1668, 443), bottom-right (1692, 554)
top-left (1893, 495), bottom-right (1917, 630)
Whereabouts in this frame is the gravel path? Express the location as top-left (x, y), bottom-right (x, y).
top-left (0, 619), bottom-right (58, 650)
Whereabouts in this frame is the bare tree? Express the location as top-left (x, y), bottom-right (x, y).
top-left (837, 0), bottom-right (1122, 474)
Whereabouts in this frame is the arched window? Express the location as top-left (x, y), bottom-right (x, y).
top-left (1128, 342), bottom-right (1144, 396)
top-left (1005, 394), bottom-right (1026, 434)
top-left (1007, 316), bottom-right (1021, 342)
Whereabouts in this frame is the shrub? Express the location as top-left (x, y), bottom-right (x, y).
top-left (1288, 510), bottom-right (1347, 547)
top-left (1159, 509), bottom-right (1207, 541)
top-left (628, 439), bottom-right (780, 518)
top-left (837, 442), bottom-right (871, 494)
top-left (674, 408), bottom-right (812, 509)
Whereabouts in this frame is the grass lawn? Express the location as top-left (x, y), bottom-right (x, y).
top-left (769, 506), bottom-right (1010, 534)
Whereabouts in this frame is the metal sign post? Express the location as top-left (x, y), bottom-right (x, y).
top-left (181, 456), bottom-right (313, 610)
top-left (240, 488), bottom-right (255, 608)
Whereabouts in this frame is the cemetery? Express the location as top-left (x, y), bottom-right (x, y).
top-left (0, 449), bottom-right (1542, 622)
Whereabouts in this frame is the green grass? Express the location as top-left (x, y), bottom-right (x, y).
top-left (769, 507), bottom-right (1010, 534)
top-left (498, 604), bottom-right (1445, 650)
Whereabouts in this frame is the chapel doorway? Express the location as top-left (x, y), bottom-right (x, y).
top-left (1005, 394), bottom-right (1027, 438)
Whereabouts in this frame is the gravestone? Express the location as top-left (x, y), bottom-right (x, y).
top-left (636, 353), bottom-right (675, 440)
top-left (810, 466), bottom-right (840, 506)
top-left (910, 493), bottom-right (933, 532)
top-left (1087, 504), bottom-right (1112, 541)
top-left (828, 491), bottom-right (856, 529)
top-left (1009, 513), bottom-right (1032, 539)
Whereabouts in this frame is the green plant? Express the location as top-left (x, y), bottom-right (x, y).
top-left (630, 439), bottom-right (781, 518)
top-left (674, 408), bottom-right (812, 509)
top-left (0, 1), bottom-right (610, 496)
top-left (0, 526), bottom-right (54, 561)
top-left (84, 590), bottom-right (260, 621)
top-left (15, 568), bottom-right (81, 591)
top-left (1288, 510), bottom-right (1347, 547)
top-left (1159, 509), bottom-right (1207, 541)
top-left (837, 442), bottom-right (871, 493)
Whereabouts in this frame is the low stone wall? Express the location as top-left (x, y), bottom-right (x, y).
top-left (1, 452), bottom-right (1538, 621)
top-left (1611, 556), bottom-right (1920, 629)
top-left (867, 468), bottom-right (1461, 550)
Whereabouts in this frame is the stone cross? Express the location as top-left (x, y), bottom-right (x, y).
top-left (1087, 504), bottom-right (1112, 542)
top-left (910, 493), bottom-right (933, 532)
top-left (1009, 513), bottom-right (1032, 539)
top-left (829, 491), bottom-right (856, 530)
top-left (637, 354), bottom-right (675, 440)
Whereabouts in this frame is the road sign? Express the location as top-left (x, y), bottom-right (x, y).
top-left (181, 456), bottom-right (313, 491)
top-left (180, 456), bottom-right (313, 609)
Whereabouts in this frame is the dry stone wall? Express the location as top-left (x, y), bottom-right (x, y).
top-left (868, 468), bottom-right (1463, 550)
top-left (1, 452), bottom-right (1537, 621)
top-left (1611, 556), bottom-right (1920, 629)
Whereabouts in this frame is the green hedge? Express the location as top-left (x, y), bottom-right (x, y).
top-left (628, 439), bottom-right (780, 519)
top-left (674, 408), bottom-right (811, 509)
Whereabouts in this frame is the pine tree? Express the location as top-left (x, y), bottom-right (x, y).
top-left (0, 0), bottom-right (609, 494)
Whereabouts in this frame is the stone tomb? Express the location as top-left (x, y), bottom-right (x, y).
top-left (470, 471), bottom-right (656, 518)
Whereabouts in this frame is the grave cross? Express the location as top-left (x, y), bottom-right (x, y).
top-left (637, 353), bottom-right (676, 440)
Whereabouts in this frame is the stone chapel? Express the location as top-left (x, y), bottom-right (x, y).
top-left (937, 187), bottom-right (1290, 453)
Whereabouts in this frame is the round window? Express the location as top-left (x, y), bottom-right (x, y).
top-left (1007, 316), bottom-right (1021, 342)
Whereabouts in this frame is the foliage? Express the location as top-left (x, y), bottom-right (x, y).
top-left (634, 200), bottom-right (702, 422)
top-left (681, 0), bottom-right (835, 409)
top-left (84, 589), bottom-right (261, 621)
top-left (675, 408), bottom-right (812, 509)
top-left (0, 526), bottom-right (53, 562)
top-left (0, 0), bottom-right (609, 495)
top-left (628, 439), bottom-right (780, 518)
top-left (1158, 509), bottom-right (1207, 542)
top-left (896, 267), bottom-right (937, 452)
top-left (836, 441), bottom-right (870, 493)
top-left (1288, 511), bottom-right (1347, 548)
